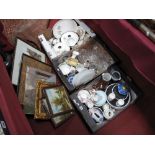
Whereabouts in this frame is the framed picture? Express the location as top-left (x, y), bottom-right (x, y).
top-left (0, 111), bottom-right (9, 135)
top-left (34, 80), bottom-right (57, 120)
top-left (0, 124), bottom-right (4, 135)
top-left (12, 38), bottom-right (46, 86)
top-left (34, 80), bottom-right (74, 126)
top-left (18, 54), bottom-right (54, 115)
top-left (40, 96), bottom-right (74, 127)
top-left (44, 86), bottom-right (74, 117)
top-left (51, 112), bottom-right (74, 128)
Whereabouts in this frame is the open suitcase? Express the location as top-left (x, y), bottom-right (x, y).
top-left (0, 19), bottom-right (155, 134)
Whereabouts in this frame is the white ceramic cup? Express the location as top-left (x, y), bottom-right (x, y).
top-left (116, 99), bottom-right (125, 106)
top-left (85, 100), bottom-right (94, 109)
top-left (108, 93), bottom-right (116, 101)
top-left (103, 109), bottom-right (114, 120)
top-left (102, 104), bottom-right (110, 111)
top-left (59, 63), bottom-right (72, 75)
top-left (102, 73), bottom-right (111, 82)
top-left (111, 71), bottom-right (121, 81)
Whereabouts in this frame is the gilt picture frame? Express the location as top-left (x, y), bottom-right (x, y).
top-left (34, 80), bottom-right (57, 120)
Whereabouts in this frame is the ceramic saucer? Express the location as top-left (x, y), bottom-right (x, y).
top-left (53, 19), bottom-right (78, 39)
top-left (94, 90), bottom-right (107, 107)
top-left (77, 90), bottom-right (91, 103)
top-left (53, 42), bottom-right (70, 56)
top-left (61, 32), bottom-right (79, 47)
top-left (78, 90), bottom-right (94, 109)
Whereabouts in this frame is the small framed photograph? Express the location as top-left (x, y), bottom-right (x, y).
top-left (18, 54), bottom-right (54, 115)
top-left (41, 98), bottom-right (74, 127)
top-left (12, 38), bottom-right (46, 86)
top-left (34, 80), bottom-right (57, 120)
top-left (51, 112), bottom-right (74, 128)
top-left (44, 86), bottom-right (74, 116)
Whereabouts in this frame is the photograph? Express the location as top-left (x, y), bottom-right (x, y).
top-left (44, 86), bottom-right (74, 116)
top-left (18, 55), bottom-right (54, 115)
top-left (11, 38), bottom-right (46, 86)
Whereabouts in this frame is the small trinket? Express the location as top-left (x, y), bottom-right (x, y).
top-left (66, 51), bottom-right (80, 67)
top-left (84, 100), bottom-right (94, 109)
top-left (107, 93), bottom-right (116, 101)
top-left (84, 59), bottom-right (90, 68)
top-left (89, 107), bottom-right (104, 123)
top-left (117, 82), bottom-right (129, 96)
top-left (102, 103), bottom-right (110, 111)
top-left (103, 109), bottom-right (115, 120)
top-left (116, 99), bottom-right (125, 106)
top-left (66, 57), bottom-right (79, 67)
top-left (59, 63), bottom-right (75, 75)
top-left (72, 51), bottom-right (80, 59)
top-left (52, 38), bottom-right (60, 45)
top-left (67, 73), bottom-right (75, 85)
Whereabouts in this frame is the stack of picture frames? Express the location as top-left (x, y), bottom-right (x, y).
top-left (34, 81), bottom-right (74, 127)
top-left (11, 38), bottom-right (74, 127)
